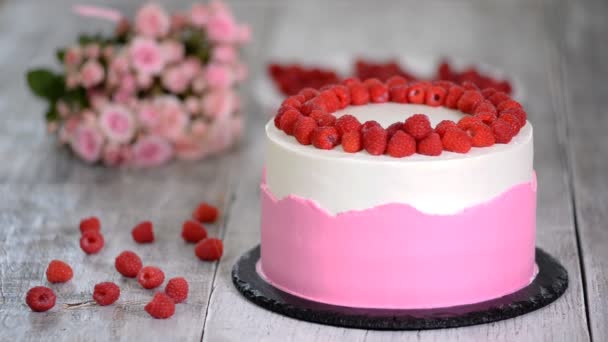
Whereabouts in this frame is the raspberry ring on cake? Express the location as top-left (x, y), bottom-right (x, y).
top-left (261, 76), bottom-right (536, 309)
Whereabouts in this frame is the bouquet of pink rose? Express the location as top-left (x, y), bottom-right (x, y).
top-left (26, 1), bottom-right (250, 167)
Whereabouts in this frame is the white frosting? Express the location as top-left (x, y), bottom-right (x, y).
top-left (265, 103), bottom-right (534, 215)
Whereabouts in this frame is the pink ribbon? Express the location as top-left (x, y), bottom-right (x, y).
top-left (72, 5), bottom-right (124, 22)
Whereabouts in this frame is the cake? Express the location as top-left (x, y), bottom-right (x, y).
top-left (259, 77), bottom-right (536, 309)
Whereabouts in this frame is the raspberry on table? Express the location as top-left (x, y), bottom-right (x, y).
top-left (467, 123), bottom-right (496, 147)
top-left (386, 75), bottom-right (408, 88)
top-left (386, 122), bottom-right (404, 138)
top-left (348, 83), bottom-right (370, 105)
top-left (457, 116), bottom-right (483, 130)
top-left (457, 90), bottom-right (484, 114)
top-left (389, 85), bottom-right (408, 103)
top-left (80, 231), bottom-right (105, 254)
top-left (499, 112), bottom-right (522, 134)
top-left (132, 221), bottom-right (154, 244)
top-left (488, 91), bottom-right (510, 106)
top-left (331, 85), bottom-right (351, 108)
top-left (301, 98), bottom-right (328, 115)
top-left (442, 127), bottom-right (472, 153)
top-left (26, 286), bottom-right (56, 312)
top-left (319, 90), bottom-right (341, 113)
top-left (363, 126), bottom-right (388, 156)
top-left (293, 116), bottom-right (318, 145)
top-left (433, 80), bottom-right (455, 91)
top-left (311, 126), bottom-right (339, 150)
top-left (145, 293), bottom-right (176, 319)
top-left (434, 120), bottom-right (458, 137)
top-left (361, 120), bottom-right (382, 134)
top-left (341, 77), bottom-right (361, 87)
top-left (193, 202), bottom-right (219, 223)
top-left (492, 119), bottom-right (516, 143)
top-left (481, 88), bottom-right (497, 99)
top-left (425, 86), bottom-right (447, 107)
top-left (195, 238), bottom-right (224, 261)
top-left (46, 260), bottom-right (73, 283)
top-left (137, 266), bottom-right (165, 289)
top-left (182, 220), bottom-right (208, 243)
top-left (312, 112), bottom-right (337, 127)
top-left (404, 114), bottom-right (432, 140)
top-left (367, 80), bottom-right (389, 103)
top-left (341, 131), bottom-right (362, 153)
top-left (115, 250), bottom-right (143, 278)
top-left (165, 277), bottom-right (189, 303)
top-left (335, 115), bottom-right (361, 135)
top-left (278, 109), bottom-right (302, 135)
top-left (386, 131), bottom-right (416, 158)
top-left (298, 87), bottom-right (320, 101)
top-left (407, 82), bottom-right (427, 104)
top-left (281, 96), bottom-right (302, 110)
top-left (460, 80), bottom-right (480, 91)
top-left (445, 85), bottom-right (465, 109)
top-left (500, 107), bottom-right (527, 127)
top-left (496, 99), bottom-right (523, 112)
top-left (417, 132), bottom-right (443, 156)
top-left (93, 282), bottom-right (120, 306)
top-left (79, 216), bottom-right (101, 234)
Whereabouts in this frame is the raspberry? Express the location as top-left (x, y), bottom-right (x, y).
top-left (342, 77), bottom-right (361, 87)
top-left (132, 221), bottom-right (154, 244)
top-left (445, 85), bottom-right (465, 109)
top-left (195, 238), bottom-right (224, 261)
top-left (46, 260), bottom-right (73, 283)
top-left (407, 82), bottom-right (427, 104)
top-left (312, 112), bottom-right (336, 127)
top-left (481, 88), bottom-right (497, 99)
top-left (457, 116), bottom-right (483, 130)
top-left (386, 75), bottom-right (408, 88)
top-left (335, 115), bottom-right (361, 135)
top-left (404, 114), bottom-right (432, 140)
top-left (301, 98), bottom-right (327, 116)
top-left (298, 87), bottom-right (320, 101)
top-left (425, 86), bottom-right (447, 107)
top-left (499, 112), bottom-right (522, 134)
top-left (433, 80), bottom-right (455, 91)
top-left (361, 120), bottom-right (382, 134)
top-left (341, 131), bottom-right (362, 153)
top-left (281, 96), bottom-right (302, 110)
top-left (386, 131), bottom-right (416, 157)
top-left (274, 105), bottom-right (296, 128)
top-left (293, 116), bottom-right (318, 145)
top-left (461, 81), bottom-right (480, 91)
top-left (389, 85), bottom-right (408, 103)
top-left (457, 90), bottom-right (483, 114)
top-left (496, 99), bottom-right (522, 112)
top-left (473, 100), bottom-right (497, 116)
top-left (349, 83), bottom-right (370, 105)
top-left (474, 111), bottom-right (497, 125)
top-left (93, 282), bottom-right (120, 306)
top-left (434, 120), bottom-right (458, 137)
top-left (182, 220), bottom-right (208, 243)
top-left (467, 123), bottom-right (496, 147)
top-left (331, 85), bottom-right (351, 108)
top-left (491, 119), bottom-right (515, 143)
top-left (311, 126), bottom-right (339, 150)
top-left (363, 126), bottom-right (388, 155)
top-left (79, 216), bottom-right (100, 234)
top-left (165, 277), bottom-right (189, 303)
top-left (488, 91), bottom-right (510, 106)
top-left (319, 90), bottom-right (341, 112)
top-left (386, 122), bottom-right (404, 138)
top-left (500, 107), bottom-right (527, 127)
top-left (366, 80), bottom-right (389, 103)
top-left (193, 202), bottom-right (219, 223)
top-left (145, 293), bottom-right (175, 319)
top-left (115, 251), bottom-right (143, 278)
top-left (442, 128), bottom-right (472, 153)
top-left (278, 109), bottom-right (302, 135)
top-left (25, 286), bottom-right (56, 312)
top-left (417, 132), bottom-right (443, 156)
top-left (137, 266), bottom-right (165, 289)
top-left (80, 231), bottom-right (104, 254)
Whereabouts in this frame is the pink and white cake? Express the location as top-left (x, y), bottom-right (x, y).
top-left (260, 77), bottom-right (536, 309)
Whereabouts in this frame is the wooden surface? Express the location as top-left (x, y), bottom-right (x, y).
top-left (0, 0), bottom-right (605, 341)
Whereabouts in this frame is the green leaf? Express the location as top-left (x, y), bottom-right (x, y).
top-left (56, 49), bottom-right (66, 63)
top-left (45, 103), bottom-right (59, 122)
top-left (64, 87), bottom-right (88, 108)
top-left (26, 69), bottom-right (65, 100)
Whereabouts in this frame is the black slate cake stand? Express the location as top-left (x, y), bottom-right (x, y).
top-left (232, 246), bottom-right (568, 330)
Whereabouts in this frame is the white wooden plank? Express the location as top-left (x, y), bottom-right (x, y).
top-left (202, 1), bottom-right (590, 341)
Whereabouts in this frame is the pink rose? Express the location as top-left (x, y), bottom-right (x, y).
top-left (192, 75), bottom-right (207, 94)
top-left (64, 47), bottom-right (82, 67)
top-left (161, 40), bottom-right (185, 64)
top-left (80, 60), bottom-right (105, 88)
top-left (88, 90), bottom-right (108, 111)
top-left (201, 89), bottom-right (235, 119)
top-left (205, 63), bottom-right (233, 89)
top-left (213, 45), bottom-right (236, 63)
top-left (174, 135), bottom-right (207, 160)
top-left (135, 3), bottom-right (170, 38)
top-left (236, 24), bottom-right (252, 43)
top-left (206, 11), bottom-right (236, 43)
top-left (109, 54), bottom-right (130, 75)
top-left (130, 37), bottom-right (165, 75)
top-left (137, 101), bottom-right (160, 128)
top-left (185, 96), bottom-right (200, 115)
top-left (132, 135), bottom-right (173, 167)
top-left (103, 143), bottom-right (132, 167)
top-left (161, 66), bottom-right (190, 94)
top-left (190, 4), bottom-right (209, 27)
top-left (171, 12), bottom-right (188, 32)
top-left (84, 44), bottom-right (101, 59)
top-left (70, 123), bottom-right (104, 163)
top-left (137, 72), bottom-right (154, 89)
top-left (66, 72), bottom-right (80, 89)
top-left (60, 117), bottom-right (81, 144)
top-left (181, 58), bottom-right (202, 76)
top-left (99, 105), bottom-right (136, 143)
top-left (153, 96), bottom-right (188, 140)
top-left (102, 46), bottom-right (114, 60)
top-left (191, 120), bottom-right (208, 136)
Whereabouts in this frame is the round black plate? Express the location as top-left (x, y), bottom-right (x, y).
top-left (232, 246), bottom-right (568, 330)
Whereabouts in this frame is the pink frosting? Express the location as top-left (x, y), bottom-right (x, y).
top-left (259, 179), bottom-right (537, 309)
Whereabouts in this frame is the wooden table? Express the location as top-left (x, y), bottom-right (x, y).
top-left (0, 0), bottom-right (605, 340)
